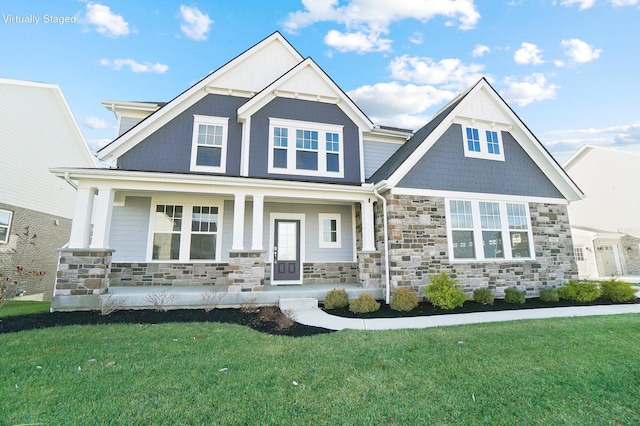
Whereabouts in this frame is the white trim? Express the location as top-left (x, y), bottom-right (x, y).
top-left (318, 213), bottom-right (341, 248)
top-left (190, 115), bottom-right (229, 173)
top-left (90, 188), bottom-right (115, 249)
top-left (267, 117), bottom-right (344, 178)
top-left (269, 212), bottom-right (305, 284)
top-left (232, 194), bottom-right (246, 250)
top-left (0, 209), bottom-right (13, 244)
top-left (390, 187), bottom-right (568, 205)
top-left (251, 195), bottom-right (265, 250)
top-left (240, 116), bottom-right (251, 176)
top-left (461, 125), bottom-right (505, 162)
top-left (351, 204), bottom-right (357, 262)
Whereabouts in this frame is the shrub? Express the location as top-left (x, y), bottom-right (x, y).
top-left (349, 294), bottom-right (381, 313)
top-left (390, 287), bottom-right (419, 312)
top-left (423, 272), bottom-right (467, 310)
top-left (504, 287), bottom-right (525, 305)
top-left (472, 288), bottom-right (494, 305)
top-left (324, 288), bottom-right (349, 309)
top-left (600, 279), bottom-right (637, 302)
top-left (557, 280), bottom-right (601, 303)
top-left (539, 287), bottom-right (559, 303)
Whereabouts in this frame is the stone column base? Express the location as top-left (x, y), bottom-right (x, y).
top-left (358, 250), bottom-right (382, 288)
top-left (55, 249), bottom-right (114, 296)
top-left (228, 250), bottom-right (266, 291)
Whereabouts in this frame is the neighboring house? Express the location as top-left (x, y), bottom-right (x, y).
top-left (0, 78), bottom-right (96, 301)
top-left (564, 145), bottom-right (640, 279)
top-left (51, 32), bottom-right (583, 310)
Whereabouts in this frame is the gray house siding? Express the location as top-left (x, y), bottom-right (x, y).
top-left (248, 97), bottom-right (362, 183)
top-left (398, 124), bottom-right (563, 198)
top-left (117, 95), bottom-right (246, 175)
top-left (363, 140), bottom-right (402, 179)
top-left (110, 196), bottom-right (151, 261)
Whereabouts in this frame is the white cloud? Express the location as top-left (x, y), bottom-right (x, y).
top-left (100, 58), bottom-right (169, 74)
top-left (324, 29), bottom-right (392, 53)
top-left (472, 44), bottom-right (490, 57)
top-left (501, 74), bottom-right (559, 106)
top-left (561, 39), bottom-right (602, 64)
top-left (609, 0), bottom-right (638, 5)
top-left (388, 55), bottom-right (486, 90)
top-left (87, 138), bottom-right (112, 153)
top-left (85, 3), bottom-right (130, 38)
top-left (409, 32), bottom-right (423, 45)
top-left (348, 82), bottom-right (455, 128)
top-left (83, 116), bottom-right (113, 129)
top-left (283, 0), bottom-right (480, 53)
top-left (559, 0), bottom-right (596, 10)
top-left (514, 42), bottom-right (544, 65)
top-left (179, 5), bottom-right (213, 41)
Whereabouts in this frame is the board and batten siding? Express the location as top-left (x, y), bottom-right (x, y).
top-left (109, 196), bottom-right (151, 262)
top-left (221, 200), bottom-right (354, 262)
top-left (363, 140), bottom-right (402, 179)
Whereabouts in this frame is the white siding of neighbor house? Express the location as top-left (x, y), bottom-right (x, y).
top-left (110, 197), bottom-right (151, 262)
top-left (0, 79), bottom-right (95, 219)
top-left (363, 140), bottom-right (402, 178)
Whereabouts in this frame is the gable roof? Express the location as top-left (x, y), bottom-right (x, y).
top-left (368, 78), bottom-right (584, 202)
top-left (97, 31), bottom-right (304, 163)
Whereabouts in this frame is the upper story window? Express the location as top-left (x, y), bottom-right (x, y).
top-left (0, 209), bottom-right (13, 244)
top-left (269, 118), bottom-right (344, 178)
top-left (447, 199), bottom-right (533, 262)
top-left (463, 126), bottom-right (504, 161)
top-left (190, 115), bottom-right (228, 173)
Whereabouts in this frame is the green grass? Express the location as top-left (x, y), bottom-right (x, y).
top-left (1, 314), bottom-right (640, 425)
top-left (0, 300), bottom-right (50, 318)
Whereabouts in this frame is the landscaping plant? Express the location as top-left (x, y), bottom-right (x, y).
top-left (348, 293), bottom-right (381, 313)
top-left (539, 287), bottom-right (559, 302)
top-left (423, 272), bottom-right (467, 310)
top-left (504, 287), bottom-right (525, 304)
top-left (473, 288), bottom-right (494, 305)
top-left (600, 279), bottom-right (637, 302)
top-left (557, 280), bottom-right (601, 303)
top-left (324, 288), bottom-right (349, 309)
top-left (390, 287), bottom-right (419, 311)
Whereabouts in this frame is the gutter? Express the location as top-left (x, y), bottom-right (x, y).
top-left (63, 171), bottom-right (77, 190)
top-left (372, 184), bottom-right (391, 304)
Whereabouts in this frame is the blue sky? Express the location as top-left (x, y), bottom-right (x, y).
top-left (1, 0), bottom-right (639, 163)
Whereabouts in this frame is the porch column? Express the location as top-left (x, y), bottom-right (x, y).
top-left (361, 199), bottom-right (376, 251)
top-left (232, 193), bottom-right (246, 250)
top-left (68, 186), bottom-right (95, 248)
top-left (90, 188), bottom-right (115, 249)
top-left (251, 195), bottom-right (264, 250)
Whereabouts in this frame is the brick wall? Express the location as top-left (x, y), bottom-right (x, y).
top-left (379, 194), bottom-right (577, 297)
top-left (0, 202), bottom-right (71, 300)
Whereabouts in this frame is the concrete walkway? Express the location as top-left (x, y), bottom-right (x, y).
top-left (280, 298), bottom-right (640, 331)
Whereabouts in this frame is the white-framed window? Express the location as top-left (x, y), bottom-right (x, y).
top-left (268, 118), bottom-right (344, 178)
top-left (574, 247), bottom-right (585, 262)
top-left (150, 202), bottom-right (221, 261)
top-left (0, 209), bottom-right (13, 244)
top-left (446, 199), bottom-right (533, 261)
top-left (463, 126), bottom-right (505, 161)
top-left (190, 115), bottom-right (229, 173)
top-left (319, 213), bottom-right (341, 248)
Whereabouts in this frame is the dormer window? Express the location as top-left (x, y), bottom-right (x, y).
top-left (268, 118), bottom-right (344, 178)
top-left (190, 115), bottom-right (228, 173)
top-left (463, 126), bottom-right (504, 161)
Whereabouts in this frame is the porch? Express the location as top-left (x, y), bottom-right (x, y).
top-left (50, 283), bottom-right (383, 311)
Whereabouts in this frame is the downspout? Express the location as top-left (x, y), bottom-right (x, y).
top-left (372, 186), bottom-right (391, 304)
top-left (63, 171), bottom-right (78, 190)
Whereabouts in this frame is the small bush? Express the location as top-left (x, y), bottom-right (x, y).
top-left (349, 294), bottom-right (381, 313)
top-left (600, 279), bottom-right (637, 302)
top-left (557, 280), bottom-right (601, 303)
top-left (324, 288), bottom-right (349, 309)
top-left (423, 272), bottom-right (467, 310)
top-left (472, 288), bottom-right (494, 305)
top-left (539, 287), bottom-right (559, 302)
top-left (504, 287), bottom-right (525, 305)
top-left (390, 287), bottom-right (419, 312)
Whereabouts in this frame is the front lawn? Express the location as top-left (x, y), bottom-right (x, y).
top-left (1, 314), bottom-right (639, 425)
top-left (0, 300), bottom-right (50, 318)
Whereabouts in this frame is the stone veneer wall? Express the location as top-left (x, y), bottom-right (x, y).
top-left (109, 262), bottom-right (231, 287)
top-left (55, 249), bottom-right (113, 296)
top-left (262, 262), bottom-right (358, 285)
top-left (621, 235), bottom-right (640, 275)
top-left (382, 194), bottom-right (577, 297)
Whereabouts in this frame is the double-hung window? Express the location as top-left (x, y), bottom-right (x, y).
top-left (319, 213), bottom-right (341, 248)
top-left (190, 115), bottom-right (228, 173)
top-left (462, 126), bottom-right (504, 161)
top-left (151, 203), bottom-right (220, 261)
top-left (447, 199), bottom-right (533, 261)
top-left (0, 209), bottom-right (13, 244)
top-left (268, 118), bottom-right (344, 178)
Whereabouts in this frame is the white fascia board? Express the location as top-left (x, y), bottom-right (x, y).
top-left (390, 187), bottom-right (568, 205)
top-left (50, 168), bottom-right (376, 202)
